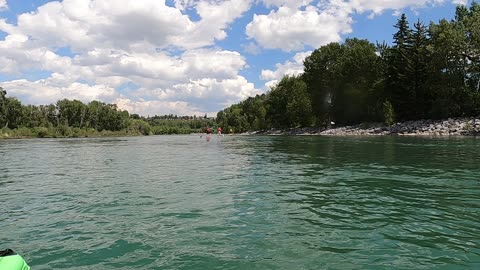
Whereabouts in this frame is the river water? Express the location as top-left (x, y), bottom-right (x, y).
top-left (1, 135), bottom-right (479, 269)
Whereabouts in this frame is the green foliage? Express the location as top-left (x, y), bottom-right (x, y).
top-left (56, 124), bottom-right (73, 137)
top-left (216, 76), bottom-right (314, 132)
top-left (217, 2), bottom-right (480, 131)
top-left (3, 3), bottom-right (480, 138)
top-left (216, 94), bottom-right (267, 133)
top-left (128, 119), bottom-right (152, 135)
top-left (34, 127), bottom-right (50, 138)
top-left (0, 89), bottom-right (213, 138)
top-left (334, 38), bottom-right (381, 124)
top-left (272, 75), bottom-right (313, 127)
top-left (383, 100), bottom-right (396, 126)
top-left (0, 96), bottom-right (23, 129)
top-left (286, 79), bottom-right (313, 127)
top-left (146, 115), bottom-right (213, 134)
top-left (386, 14), bottom-right (417, 120)
top-left (303, 42), bottom-right (344, 125)
top-left (0, 87), bottom-right (7, 128)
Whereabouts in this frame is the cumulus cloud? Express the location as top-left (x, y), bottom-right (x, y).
top-left (173, 0), bottom-right (198, 11)
top-left (0, 0), bottom-right (7, 10)
top-left (0, 78), bottom-right (117, 105)
top-left (248, 0), bottom-right (464, 51)
top-left (181, 49), bottom-right (246, 79)
top-left (171, 76), bottom-right (260, 103)
top-left (0, 0), bottom-right (256, 116)
top-left (0, 0), bottom-right (468, 116)
top-left (0, 0), bottom-right (253, 57)
top-left (261, 0), bottom-right (315, 9)
top-left (111, 75), bottom-right (259, 116)
top-left (0, 46), bottom-right (254, 114)
top-left (0, 0), bottom-right (253, 51)
top-left (246, 4), bottom-right (352, 51)
top-left (7, 1), bottom-right (187, 51)
top-left (260, 51), bottom-right (311, 88)
top-left (0, 33), bottom-right (73, 74)
top-left (182, 0), bottom-right (253, 48)
top-left (341, 0), bottom-right (467, 15)
top-left (113, 98), bottom-right (207, 117)
top-left (127, 75), bottom-right (259, 109)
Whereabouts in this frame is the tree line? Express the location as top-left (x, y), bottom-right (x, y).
top-left (217, 3), bottom-right (480, 133)
top-left (0, 88), bottom-right (213, 138)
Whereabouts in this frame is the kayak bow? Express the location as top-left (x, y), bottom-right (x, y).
top-left (0, 249), bottom-right (30, 270)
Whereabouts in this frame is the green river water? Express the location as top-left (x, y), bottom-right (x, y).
top-left (1, 135), bottom-right (479, 269)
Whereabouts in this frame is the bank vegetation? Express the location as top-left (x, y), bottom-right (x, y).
top-left (217, 4), bottom-right (480, 134)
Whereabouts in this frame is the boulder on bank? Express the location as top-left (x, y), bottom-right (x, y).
top-left (250, 117), bottom-right (480, 136)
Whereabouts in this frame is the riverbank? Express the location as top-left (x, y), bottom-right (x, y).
top-left (249, 117), bottom-right (480, 136)
top-left (0, 126), bottom-right (201, 139)
top-left (0, 127), bottom-right (143, 140)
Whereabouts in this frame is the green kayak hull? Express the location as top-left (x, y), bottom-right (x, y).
top-left (0, 254), bottom-right (30, 270)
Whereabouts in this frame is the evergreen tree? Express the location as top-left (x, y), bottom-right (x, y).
top-left (0, 87), bottom-right (6, 128)
top-left (387, 14), bottom-right (415, 120)
top-left (408, 19), bottom-right (430, 118)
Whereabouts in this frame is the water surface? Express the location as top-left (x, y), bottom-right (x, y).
top-left (1, 135), bottom-right (479, 269)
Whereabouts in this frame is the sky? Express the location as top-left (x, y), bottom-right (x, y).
top-left (0, 0), bottom-right (470, 117)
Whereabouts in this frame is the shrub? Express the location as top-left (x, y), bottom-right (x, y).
top-left (383, 100), bottom-right (396, 126)
top-left (56, 125), bottom-right (72, 137)
top-left (34, 127), bottom-right (50, 138)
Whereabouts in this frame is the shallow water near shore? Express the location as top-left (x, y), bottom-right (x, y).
top-left (1, 135), bottom-right (479, 269)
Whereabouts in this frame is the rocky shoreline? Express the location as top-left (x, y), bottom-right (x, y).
top-left (249, 117), bottom-right (480, 136)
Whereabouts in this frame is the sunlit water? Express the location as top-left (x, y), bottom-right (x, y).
top-left (1, 135), bottom-right (479, 269)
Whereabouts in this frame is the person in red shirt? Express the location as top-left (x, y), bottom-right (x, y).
top-left (206, 127), bottom-right (212, 134)
top-left (217, 127), bottom-right (222, 135)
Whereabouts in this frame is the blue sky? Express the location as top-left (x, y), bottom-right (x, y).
top-left (0, 0), bottom-right (469, 116)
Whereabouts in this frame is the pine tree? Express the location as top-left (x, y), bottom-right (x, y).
top-left (408, 19), bottom-right (430, 118)
top-left (387, 14), bottom-right (414, 120)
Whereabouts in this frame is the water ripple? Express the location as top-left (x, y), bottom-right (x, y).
top-left (1, 135), bottom-right (479, 269)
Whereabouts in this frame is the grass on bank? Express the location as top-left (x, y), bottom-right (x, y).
top-left (0, 126), bottom-right (143, 139)
top-left (0, 125), bottom-right (205, 139)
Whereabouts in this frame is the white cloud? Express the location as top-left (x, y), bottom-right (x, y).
top-left (181, 49), bottom-right (246, 80)
top-left (0, 33), bottom-right (73, 75)
top-left (173, 0), bottom-right (198, 11)
top-left (129, 75), bottom-right (260, 108)
top-left (261, 0), bottom-right (314, 9)
top-left (260, 51), bottom-right (311, 87)
top-left (246, 5), bottom-right (352, 51)
top-left (0, 0), bottom-right (7, 10)
top-left (0, 0), bottom-right (467, 116)
top-left (113, 98), bottom-right (206, 117)
top-left (185, 0), bottom-right (252, 48)
top-left (0, 0), bottom-right (257, 116)
top-left (8, 0), bottom-right (188, 51)
top-left (0, 78), bottom-right (117, 105)
top-left (68, 48), bottom-right (247, 90)
top-left (2, 0), bottom-right (252, 52)
top-left (112, 75), bottom-right (259, 116)
top-left (0, 46), bottom-right (253, 114)
top-left (339, 0), bottom-right (466, 15)
top-left (248, 0), bottom-right (464, 51)
top-left (171, 76), bottom-right (260, 103)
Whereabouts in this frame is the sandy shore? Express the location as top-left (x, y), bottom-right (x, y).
top-left (247, 117), bottom-right (480, 136)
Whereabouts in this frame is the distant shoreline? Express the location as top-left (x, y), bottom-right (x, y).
top-left (244, 117), bottom-right (480, 137)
